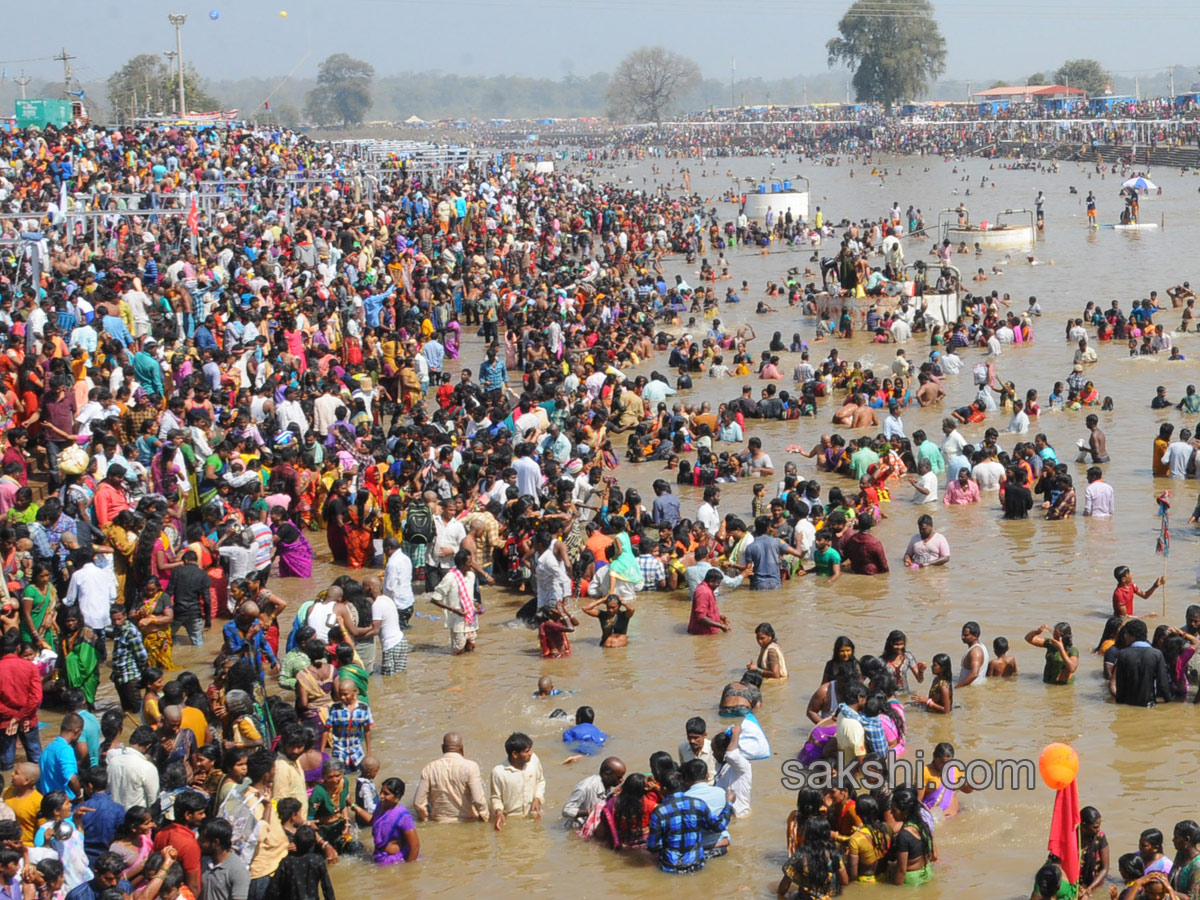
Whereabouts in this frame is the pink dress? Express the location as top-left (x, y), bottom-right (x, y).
top-left (880, 700), bottom-right (907, 756)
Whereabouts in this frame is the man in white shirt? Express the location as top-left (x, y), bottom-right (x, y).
top-left (713, 723), bottom-right (752, 818)
top-left (63, 550), bottom-right (117, 636)
top-left (366, 575), bottom-right (409, 675)
top-left (1005, 400), bottom-right (1030, 435)
top-left (696, 486), bottom-right (721, 536)
top-left (889, 316), bottom-right (912, 344)
top-left (275, 387), bottom-right (308, 436)
top-left (938, 349), bottom-right (963, 374)
top-left (1083, 466), bottom-right (1115, 517)
top-left (383, 539), bottom-right (416, 626)
top-left (312, 386), bottom-right (342, 436)
top-left (908, 459), bottom-right (939, 504)
top-left (572, 468), bottom-right (602, 522)
top-left (488, 733), bottom-right (545, 830)
top-left (432, 498), bottom-right (467, 572)
top-left (1161, 428), bottom-right (1196, 479)
top-left (106, 727), bottom-right (161, 809)
top-left (971, 450), bottom-right (1006, 490)
top-left (986, 328), bottom-right (1003, 357)
top-left (883, 403), bottom-right (905, 440)
top-left (941, 418), bottom-right (968, 463)
top-left (512, 444), bottom-right (542, 507)
top-left (678, 718), bottom-right (718, 784)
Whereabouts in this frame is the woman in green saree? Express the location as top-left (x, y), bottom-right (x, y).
top-left (604, 516), bottom-right (644, 603)
top-left (58, 608), bottom-right (99, 708)
top-left (20, 563), bottom-right (57, 651)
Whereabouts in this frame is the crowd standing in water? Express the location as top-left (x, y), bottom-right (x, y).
top-left (0, 116), bottom-right (1193, 900)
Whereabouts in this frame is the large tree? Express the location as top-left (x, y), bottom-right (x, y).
top-left (606, 46), bottom-right (701, 123)
top-left (306, 53), bottom-right (375, 127)
top-left (106, 55), bottom-right (221, 122)
top-left (826, 0), bottom-right (947, 112)
top-left (1054, 59), bottom-right (1108, 96)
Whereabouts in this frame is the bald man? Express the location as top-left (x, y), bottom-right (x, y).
top-left (562, 756), bottom-right (626, 826)
top-left (158, 705), bottom-right (196, 767)
top-left (221, 600), bottom-right (278, 675)
top-left (412, 732), bottom-right (488, 823)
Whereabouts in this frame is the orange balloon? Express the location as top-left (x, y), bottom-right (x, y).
top-left (1039, 742), bottom-right (1079, 790)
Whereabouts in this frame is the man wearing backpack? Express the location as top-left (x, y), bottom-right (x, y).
top-left (403, 491), bottom-right (438, 592)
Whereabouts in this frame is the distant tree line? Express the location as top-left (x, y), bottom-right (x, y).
top-left (64, 45), bottom-right (1200, 127)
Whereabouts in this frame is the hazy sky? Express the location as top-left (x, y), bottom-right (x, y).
top-left (6, 0), bottom-right (1199, 88)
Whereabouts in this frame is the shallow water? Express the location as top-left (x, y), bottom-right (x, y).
top-left (166, 152), bottom-right (1200, 899)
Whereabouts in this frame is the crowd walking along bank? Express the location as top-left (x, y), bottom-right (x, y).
top-left (0, 109), bottom-right (1195, 899)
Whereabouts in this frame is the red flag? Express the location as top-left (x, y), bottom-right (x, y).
top-left (1048, 780), bottom-right (1081, 883)
top-left (264, 100), bottom-right (270, 110)
top-left (186, 193), bottom-right (199, 237)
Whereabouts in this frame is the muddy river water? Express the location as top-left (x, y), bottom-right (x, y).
top-left (165, 152), bottom-right (1200, 899)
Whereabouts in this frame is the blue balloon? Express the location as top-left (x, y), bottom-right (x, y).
top-left (208, 9), bottom-right (219, 19)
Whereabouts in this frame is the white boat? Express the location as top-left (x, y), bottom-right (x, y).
top-left (940, 207), bottom-right (1036, 251)
top-left (1098, 222), bottom-right (1158, 230)
top-left (740, 176), bottom-right (810, 225)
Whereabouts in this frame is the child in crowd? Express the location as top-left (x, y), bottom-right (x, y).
top-left (354, 756), bottom-right (381, 826)
top-left (2, 762), bottom-right (41, 845)
top-left (273, 825), bottom-right (335, 900)
top-left (986, 637), bottom-right (1019, 677)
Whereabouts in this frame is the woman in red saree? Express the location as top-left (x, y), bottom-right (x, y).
top-left (344, 489), bottom-right (379, 570)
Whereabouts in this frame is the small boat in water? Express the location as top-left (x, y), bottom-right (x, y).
top-left (1098, 223), bottom-right (1158, 230)
top-left (939, 207), bottom-right (1036, 251)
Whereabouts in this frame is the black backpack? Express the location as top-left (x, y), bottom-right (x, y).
top-left (403, 502), bottom-right (435, 546)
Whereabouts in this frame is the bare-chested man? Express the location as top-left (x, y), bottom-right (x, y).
top-left (916, 373), bottom-right (946, 407)
top-left (850, 399), bottom-right (879, 430)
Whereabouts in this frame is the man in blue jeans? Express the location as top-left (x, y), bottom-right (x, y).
top-left (166, 549), bottom-right (212, 646)
top-left (0, 630), bottom-right (42, 770)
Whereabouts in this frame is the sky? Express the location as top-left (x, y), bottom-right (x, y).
top-left (4, 0), bottom-right (1199, 89)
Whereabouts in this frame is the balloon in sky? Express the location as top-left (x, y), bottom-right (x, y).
top-left (208, 9), bottom-right (219, 19)
top-left (279, 9), bottom-right (288, 17)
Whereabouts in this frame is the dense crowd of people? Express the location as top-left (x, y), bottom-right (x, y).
top-left (0, 112), bottom-right (1192, 900)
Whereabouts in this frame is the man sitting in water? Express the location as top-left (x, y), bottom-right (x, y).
top-left (561, 757), bottom-right (625, 828)
top-left (646, 775), bottom-right (732, 874)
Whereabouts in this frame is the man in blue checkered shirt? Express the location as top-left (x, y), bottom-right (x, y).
top-left (835, 682), bottom-right (888, 758)
top-left (646, 786), bottom-right (732, 873)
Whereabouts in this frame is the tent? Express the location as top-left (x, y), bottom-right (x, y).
top-left (403, 115), bottom-right (425, 125)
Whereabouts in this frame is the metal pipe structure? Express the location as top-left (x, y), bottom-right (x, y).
top-left (168, 14), bottom-right (187, 115)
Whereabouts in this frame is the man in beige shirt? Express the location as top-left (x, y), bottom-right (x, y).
top-left (413, 732), bottom-right (489, 823)
top-left (245, 749), bottom-right (291, 893)
top-left (488, 732), bottom-right (545, 831)
top-left (272, 724), bottom-right (309, 808)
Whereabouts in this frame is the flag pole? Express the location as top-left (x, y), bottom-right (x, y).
top-left (1157, 491), bottom-right (1171, 617)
